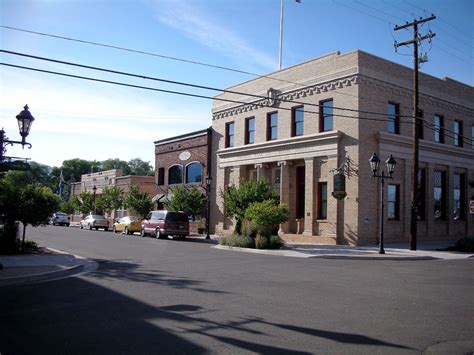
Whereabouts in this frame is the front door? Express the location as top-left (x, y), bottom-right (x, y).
top-left (296, 166), bottom-right (305, 219)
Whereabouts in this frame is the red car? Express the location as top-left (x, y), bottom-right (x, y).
top-left (140, 210), bottom-right (189, 239)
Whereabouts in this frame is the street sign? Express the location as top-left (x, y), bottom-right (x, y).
top-left (470, 200), bottom-right (474, 214)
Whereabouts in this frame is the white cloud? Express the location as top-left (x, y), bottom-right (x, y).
top-left (149, 0), bottom-right (278, 72)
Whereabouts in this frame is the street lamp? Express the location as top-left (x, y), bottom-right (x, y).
top-left (0, 105), bottom-right (35, 162)
top-left (205, 175), bottom-right (212, 239)
top-left (369, 152), bottom-right (397, 254)
top-left (92, 185), bottom-right (97, 214)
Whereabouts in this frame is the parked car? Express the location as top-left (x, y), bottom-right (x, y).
top-left (112, 216), bottom-right (141, 235)
top-left (140, 210), bottom-right (189, 239)
top-left (50, 212), bottom-right (70, 226)
top-left (80, 215), bottom-right (109, 231)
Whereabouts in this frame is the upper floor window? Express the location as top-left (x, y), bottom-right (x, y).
top-left (168, 165), bottom-right (183, 185)
top-left (434, 115), bottom-right (444, 143)
top-left (185, 162), bottom-right (202, 184)
top-left (387, 184), bottom-right (399, 220)
top-left (157, 167), bottom-right (165, 186)
top-left (320, 100), bottom-right (333, 132)
top-left (453, 173), bottom-right (466, 221)
top-left (387, 102), bottom-right (399, 134)
top-left (454, 120), bottom-right (463, 147)
top-left (267, 112), bottom-right (278, 141)
top-left (292, 106), bottom-right (304, 136)
top-left (245, 117), bottom-right (255, 145)
top-left (225, 122), bottom-right (235, 148)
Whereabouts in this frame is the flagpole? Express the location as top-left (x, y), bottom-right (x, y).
top-left (279, 0), bottom-right (284, 69)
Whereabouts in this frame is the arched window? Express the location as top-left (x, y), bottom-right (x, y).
top-left (186, 162), bottom-right (202, 183)
top-left (168, 165), bottom-right (183, 185)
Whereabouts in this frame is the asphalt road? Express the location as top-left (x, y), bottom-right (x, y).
top-left (0, 225), bottom-right (473, 354)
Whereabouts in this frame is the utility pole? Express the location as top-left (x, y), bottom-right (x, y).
top-left (394, 16), bottom-right (436, 251)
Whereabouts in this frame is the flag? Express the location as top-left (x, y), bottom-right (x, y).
top-left (295, 0), bottom-right (301, 3)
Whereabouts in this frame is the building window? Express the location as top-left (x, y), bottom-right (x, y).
top-left (274, 168), bottom-right (281, 185)
top-left (417, 168), bottom-right (426, 221)
top-left (454, 120), bottom-right (463, 147)
top-left (453, 173), bottom-right (465, 220)
top-left (225, 122), bottom-right (235, 148)
top-left (245, 117), bottom-right (255, 145)
top-left (168, 165), bottom-right (183, 185)
top-left (185, 162), bottom-right (202, 184)
top-left (320, 100), bottom-right (333, 132)
top-left (434, 170), bottom-right (446, 220)
top-left (387, 184), bottom-right (399, 220)
top-left (318, 182), bottom-right (327, 220)
top-left (157, 167), bottom-right (165, 186)
top-left (434, 115), bottom-right (444, 143)
top-left (292, 106), bottom-right (304, 136)
top-left (267, 112), bottom-right (278, 141)
top-left (387, 102), bottom-right (399, 134)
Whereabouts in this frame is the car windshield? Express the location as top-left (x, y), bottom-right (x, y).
top-left (91, 215), bottom-right (105, 219)
top-left (56, 213), bottom-right (67, 216)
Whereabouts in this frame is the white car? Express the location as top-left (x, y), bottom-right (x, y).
top-left (80, 215), bottom-right (109, 231)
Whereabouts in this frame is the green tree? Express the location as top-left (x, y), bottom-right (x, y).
top-left (18, 184), bottom-right (60, 248)
top-left (74, 191), bottom-right (95, 216)
top-left (245, 200), bottom-right (289, 237)
top-left (124, 184), bottom-right (153, 218)
top-left (166, 187), bottom-right (206, 219)
top-left (59, 199), bottom-right (76, 215)
top-left (128, 158), bottom-right (154, 176)
top-left (51, 158), bottom-right (98, 184)
top-left (221, 179), bottom-right (278, 235)
top-left (95, 186), bottom-right (124, 216)
top-left (101, 158), bottom-right (131, 175)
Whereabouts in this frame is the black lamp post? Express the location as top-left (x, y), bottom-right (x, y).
top-left (205, 175), bottom-right (212, 239)
top-left (369, 152), bottom-right (397, 254)
top-left (0, 105), bottom-right (35, 162)
top-left (92, 185), bottom-right (97, 214)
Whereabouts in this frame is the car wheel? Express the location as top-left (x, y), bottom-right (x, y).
top-left (80, 224), bottom-right (83, 229)
top-left (155, 228), bottom-right (163, 239)
top-left (124, 226), bottom-right (129, 235)
top-left (104, 227), bottom-right (109, 232)
top-left (88, 224), bottom-right (92, 230)
top-left (95, 227), bottom-right (99, 231)
top-left (140, 227), bottom-right (146, 237)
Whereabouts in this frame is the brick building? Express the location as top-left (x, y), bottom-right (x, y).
top-left (209, 50), bottom-right (474, 245)
top-left (154, 128), bottom-right (212, 208)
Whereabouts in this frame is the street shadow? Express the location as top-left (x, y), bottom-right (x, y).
top-left (0, 275), bottom-right (414, 354)
top-left (90, 259), bottom-right (230, 295)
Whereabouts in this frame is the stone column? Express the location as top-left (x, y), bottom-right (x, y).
top-left (254, 163), bottom-right (268, 181)
top-left (278, 161), bottom-right (290, 235)
top-left (303, 157), bottom-right (315, 236)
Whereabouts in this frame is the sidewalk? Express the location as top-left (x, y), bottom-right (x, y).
top-left (0, 248), bottom-right (97, 287)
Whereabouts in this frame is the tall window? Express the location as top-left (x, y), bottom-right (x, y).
top-left (387, 102), bottom-right (400, 134)
top-left (387, 184), bottom-right (399, 220)
top-left (453, 173), bottom-right (465, 220)
top-left (226, 122), bottom-right (235, 148)
top-left (434, 115), bottom-right (444, 143)
top-left (454, 120), bottom-right (463, 147)
top-left (320, 100), bottom-right (333, 132)
top-left (168, 165), bottom-right (183, 185)
top-left (433, 170), bottom-right (446, 220)
top-left (318, 182), bottom-right (327, 220)
top-left (267, 112), bottom-right (278, 141)
top-left (245, 117), bottom-right (255, 144)
top-left (292, 106), bottom-right (304, 136)
top-left (417, 168), bottom-right (426, 221)
top-left (185, 162), bottom-right (202, 183)
top-left (157, 167), bottom-right (165, 186)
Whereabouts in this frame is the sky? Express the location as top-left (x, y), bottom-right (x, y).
top-left (1, 0), bottom-right (473, 169)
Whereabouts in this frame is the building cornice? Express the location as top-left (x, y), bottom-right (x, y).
top-left (212, 75), bottom-right (359, 121)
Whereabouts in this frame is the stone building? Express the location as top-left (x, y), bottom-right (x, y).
top-left (210, 50), bottom-right (474, 245)
top-left (154, 128), bottom-right (212, 208)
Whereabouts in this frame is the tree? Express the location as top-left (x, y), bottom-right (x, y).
top-left (124, 184), bottom-right (153, 218)
top-left (18, 184), bottom-right (60, 248)
top-left (101, 158), bottom-right (131, 175)
top-left (221, 179), bottom-right (278, 235)
top-left (166, 187), bottom-right (206, 220)
top-left (73, 192), bottom-right (95, 216)
top-left (128, 158), bottom-right (154, 176)
top-left (95, 186), bottom-right (124, 216)
top-left (51, 158), bottom-right (98, 184)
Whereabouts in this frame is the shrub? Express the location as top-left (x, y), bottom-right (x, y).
top-left (268, 235), bottom-right (285, 249)
top-left (255, 235), bottom-right (269, 249)
top-left (255, 235), bottom-right (285, 250)
top-left (446, 237), bottom-right (474, 252)
top-left (245, 200), bottom-right (289, 237)
top-left (219, 235), bottom-right (255, 248)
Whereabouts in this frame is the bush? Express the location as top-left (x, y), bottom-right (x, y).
top-left (255, 235), bottom-right (285, 249)
top-left (446, 237), bottom-right (474, 252)
top-left (245, 200), bottom-right (289, 237)
top-left (219, 235), bottom-right (255, 248)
